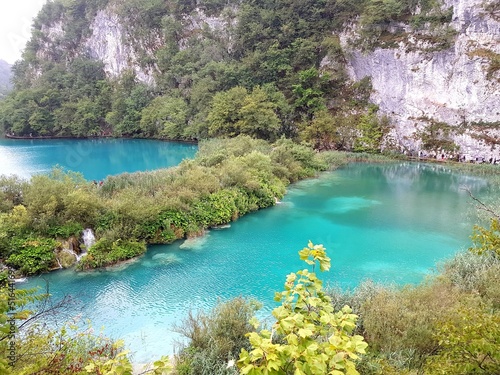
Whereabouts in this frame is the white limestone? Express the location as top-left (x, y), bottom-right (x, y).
top-left (341, 0), bottom-right (500, 157)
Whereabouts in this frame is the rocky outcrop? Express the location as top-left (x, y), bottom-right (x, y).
top-left (84, 10), bottom-right (136, 78)
top-left (341, 0), bottom-right (500, 159)
top-left (84, 6), bottom-right (232, 84)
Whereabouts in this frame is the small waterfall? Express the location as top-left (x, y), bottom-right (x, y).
top-left (56, 257), bottom-right (63, 269)
top-left (82, 228), bottom-right (96, 255)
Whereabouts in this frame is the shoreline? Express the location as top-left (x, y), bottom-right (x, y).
top-left (3, 133), bottom-right (199, 144)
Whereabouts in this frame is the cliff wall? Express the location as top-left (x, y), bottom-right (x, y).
top-left (342, 0), bottom-right (500, 159)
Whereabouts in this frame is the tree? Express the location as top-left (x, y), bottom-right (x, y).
top-left (208, 86), bottom-right (248, 137)
top-left (238, 242), bottom-right (367, 375)
top-left (353, 106), bottom-right (387, 153)
top-left (106, 71), bottom-right (152, 136)
top-left (140, 95), bottom-right (189, 139)
top-left (300, 110), bottom-right (348, 151)
top-left (292, 68), bottom-right (329, 121)
top-left (207, 86), bottom-right (282, 140)
top-left (237, 86), bottom-right (281, 141)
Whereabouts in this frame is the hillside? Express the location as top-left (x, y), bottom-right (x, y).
top-left (0, 0), bottom-right (498, 159)
top-left (0, 60), bottom-right (12, 99)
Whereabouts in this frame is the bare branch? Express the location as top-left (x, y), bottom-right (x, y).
top-left (462, 187), bottom-right (500, 220)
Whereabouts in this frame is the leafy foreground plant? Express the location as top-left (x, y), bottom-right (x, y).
top-left (0, 282), bottom-right (171, 375)
top-left (238, 242), bottom-right (367, 375)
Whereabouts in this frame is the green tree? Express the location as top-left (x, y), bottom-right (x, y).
top-left (208, 86), bottom-right (248, 137)
top-left (353, 107), bottom-right (387, 153)
top-left (238, 242), bottom-right (367, 375)
top-left (208, 86), bottom-right (282, 140)
top-left (237, 86), bottom-right (281, 141)
top-left (140, 95), bottom-right (189, 139)
top-left (292, 68), bottom-right (329, 121)
top-left (299, 110), bottom-right (358, 151)
top-left (106, 71), bottom-right (152, 136)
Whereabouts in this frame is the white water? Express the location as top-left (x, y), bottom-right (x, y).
top-left (82, 229), bottom-right (96, 250)
top-left (80, 229), bottom-right (96, 260)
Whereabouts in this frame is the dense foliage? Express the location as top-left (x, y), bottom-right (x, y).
top-left (174, 298), bottom-right (260, 375)
top-left (238, 242), bottom-right (367, 375)
top-left (0, 0), bottom-right (454, 151)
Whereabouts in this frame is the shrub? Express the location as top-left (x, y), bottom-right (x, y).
top-left (78, 238), bottom-right (146, 270)
top-left (360, 281), bottom-right (466, 369)
top-left (238, 242), bottom-right (368, 375)
top-left (424, 305), bottom-right (500, 374)
top-left (6, 237), bottom-right (58, 275)
top-left (174, 297), bottom-right (260, 375)
top-left (47, 221), bottom-right (84, 238)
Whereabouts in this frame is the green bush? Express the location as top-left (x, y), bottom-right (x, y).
top-left (424, 305), bottom-right (500, 374)
top-left (0, 175), bottom-right (26, 213)
top-left (47, 221), bottom-right (83, 238)
top-left (6, 237), bottom-right (58, 275)
top-left (174, 297), bottom-right (261, 375)
top-left (78, 238), bottom-right (146, 270)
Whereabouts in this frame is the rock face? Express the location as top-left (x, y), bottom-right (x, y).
top-left (85, 10), bottom-right (142, 80)
top-left (83, 7), bottom-right (231, 84)
top-left (342, 0), bottom-right (500, 159)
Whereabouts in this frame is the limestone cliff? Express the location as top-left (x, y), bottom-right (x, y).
top-left (341, 0), bottom-right (500, 159)
top-left (36, 4), bottom-right (232, 85)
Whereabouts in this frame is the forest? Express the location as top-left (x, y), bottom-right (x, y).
top-left (0, 0), bottom-right (457, 153)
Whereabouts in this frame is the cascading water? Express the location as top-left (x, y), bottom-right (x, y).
top-left (81, 229), bottom-right (96, 259)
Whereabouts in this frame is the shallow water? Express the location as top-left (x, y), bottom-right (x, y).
top-left (21, 162), bottom-right (489, 363)
top-left (0, 138), bottom-right (197, 180)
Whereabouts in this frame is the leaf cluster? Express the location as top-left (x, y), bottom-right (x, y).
top-left (238, 242), bottom-right (367, 375)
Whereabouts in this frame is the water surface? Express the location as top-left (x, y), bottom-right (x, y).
top-left (22, 162), bottom-right (489, 363)
top-left (0, 138), bottom-right (197, 180)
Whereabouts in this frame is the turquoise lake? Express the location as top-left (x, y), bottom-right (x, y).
top-left (0, 139), bottom-right (491, 363)
top-left (0, 138), bottom-right (197, 180)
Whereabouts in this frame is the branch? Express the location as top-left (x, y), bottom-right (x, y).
top-left (463, 187), bottom-right (500, 221)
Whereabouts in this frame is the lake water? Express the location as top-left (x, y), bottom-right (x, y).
top-left (0, 138), bottom-right (197, 180)
top-left (15, 149), bottom-right (489, 363)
